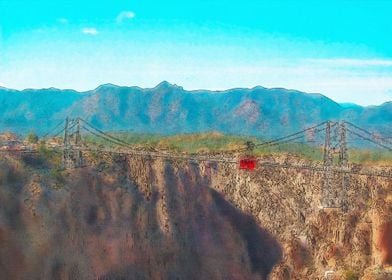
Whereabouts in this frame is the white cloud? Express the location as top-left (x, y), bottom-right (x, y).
top-left (307, 58), bottom-right (392, 67)
top-left (81, 28), bottom-right (98, 35)
top-left (116, 11), bottom-right (136, 23)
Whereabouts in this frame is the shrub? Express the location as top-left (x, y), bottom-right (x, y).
top-left (37, 144), bottom-right (61, 166)
top-left (26, 132), bottom-right (39, 144)
top-left (51, 168), bottom-right (65, 183)
top-left (343, 270), bottom-right (359, 280)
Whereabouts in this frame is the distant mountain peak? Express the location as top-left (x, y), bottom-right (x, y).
top-left (1, 83), bottom-right (390, 138)
top-left (21, 87), bottom-right (62, 92)
top-left (251, 85), bottom-right (267, 90)
top-left (154, 81), bottom-right (183, 90)
top-left (95, 83), bottom-right (120, 91)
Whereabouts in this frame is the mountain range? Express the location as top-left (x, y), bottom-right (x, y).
top-left (0, 81), bottom-right (391, 139)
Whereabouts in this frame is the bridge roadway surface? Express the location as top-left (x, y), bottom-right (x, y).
top-left (2, 145), bottom-right (391, 179)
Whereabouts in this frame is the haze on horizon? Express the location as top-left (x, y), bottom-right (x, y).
top-left (1, 0), bottom-right (392, 106)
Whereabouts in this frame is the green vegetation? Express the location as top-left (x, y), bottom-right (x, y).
top-left (37, 143), bottom-right (62, 166)
top-left (343, 270), bottom-right (359, 280)
top-left (84, 132), bottom-right (249, 154)
top-left (253, 143), bottom-right (324, 161)
top-left (84, 132), bottom-right (392, 165)
top-left (50, 167), bottom-right (66, 189)
top-left (348, 149), bottom-right (392, 165)
top-left (26, 132), bottom-right (39, 144)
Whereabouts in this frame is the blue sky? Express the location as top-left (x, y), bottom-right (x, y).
top-left (0, 0), bottom-right (392, 105)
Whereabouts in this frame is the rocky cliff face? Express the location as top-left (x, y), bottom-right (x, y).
top-left (206, 155), bottom-right (392, 279)
top-left (0, 155), bottom-right (281, 280)
top-left (0, 153), bottom-right (391, 279)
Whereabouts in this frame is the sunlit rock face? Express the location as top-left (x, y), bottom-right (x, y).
top-left (207, 155), bottom-right (392, 279)
top-left (0, 156), bottom-right (282, 280)
top-left (378, 221), bottom-right (392, 266)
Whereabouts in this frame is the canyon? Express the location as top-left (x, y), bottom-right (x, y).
top-left (0, 152), bottom-right (391, 279)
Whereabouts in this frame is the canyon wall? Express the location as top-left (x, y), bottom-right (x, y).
top-left (0, 153), bottom-right (391, 279)
top-left (204, 156), bottom-right (392, 279)
top-left (118, 153), bottom-right (392, 279)
top-left (0, 155), bottom-right (281, 280)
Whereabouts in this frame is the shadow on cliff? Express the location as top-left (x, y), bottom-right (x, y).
top-left (0, 156), bottom-right (282, 280)
top-left (161, 162), bottom-right (282, 279)
top-left (210, 188), bottom-right (282, 277)
top-left (100, 161), bottom-right (282, 280)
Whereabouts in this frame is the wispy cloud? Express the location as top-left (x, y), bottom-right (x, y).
top-left (307, 58), bottom-right (392, 67)
top-left (116, 11), bottom-right (136, 23)
top-left (57, 18), bottom-right (69, 24)
top-left (81, 28), bottom-right (98, 36)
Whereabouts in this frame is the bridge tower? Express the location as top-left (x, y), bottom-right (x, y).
top-left (62, 117), bottom-right (83, 169)
top-left (321, 121), bottom-right (349, 211)
top-left (338, 122), bottom-right (349, 212)
top-left (321, 121), bottom-right (335, 208)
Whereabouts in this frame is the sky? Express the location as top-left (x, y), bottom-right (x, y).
top-left (0, 0), bottom-right (392, 106)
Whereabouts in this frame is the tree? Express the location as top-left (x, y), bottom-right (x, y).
top-left (26, 132), bottom-right (39, 144)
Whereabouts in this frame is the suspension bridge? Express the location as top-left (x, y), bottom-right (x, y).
top-left (1, 117), bottom-right (392, 211)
